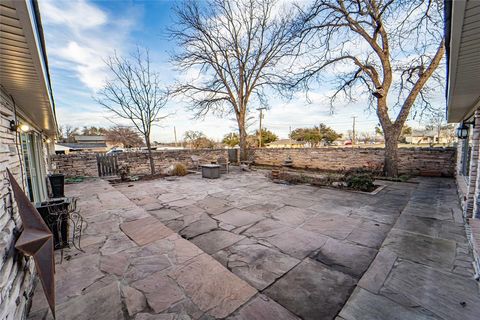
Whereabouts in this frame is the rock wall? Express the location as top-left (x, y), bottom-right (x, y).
top-left (50, 153), bottom-right (98, 177)
top-left (252, 147), bottom-right (456, 176)
top-left (0, 88), bottom-right (36, 320)
top-left (51, 149), bottom-right (229, 177)
top-left (51, 147), bottom-right (455, 178)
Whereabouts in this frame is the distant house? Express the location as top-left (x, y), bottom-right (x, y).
top-left (266, 139), bottom-right (306, 148)
top-left (405, 130), bottom-right (451, 145)
top-left (56, 135), bottom-right (121, 153)
top-left (406, 130), bottom-right (436, 144)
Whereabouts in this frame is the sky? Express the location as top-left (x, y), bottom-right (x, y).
top-left (38, 0), bottom-right (446, 143)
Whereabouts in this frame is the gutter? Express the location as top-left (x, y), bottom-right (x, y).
top-left (30, 0), bottom-right (59, 136)
top-left (444, 0), bottom-right (452, 119)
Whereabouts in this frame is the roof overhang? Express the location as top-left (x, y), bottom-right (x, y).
top-left (0, 0), bottom-right (57, 136)
top-left (446, 0), bottom-right (480, 123)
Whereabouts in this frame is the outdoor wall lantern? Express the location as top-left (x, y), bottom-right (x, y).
top-left (456, 121), bottom-right (472, 139)
top-left (9, 120), bottom-right (30, 132)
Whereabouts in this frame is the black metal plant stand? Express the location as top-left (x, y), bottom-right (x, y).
top-left (36, 197), bottom-right (86, 262)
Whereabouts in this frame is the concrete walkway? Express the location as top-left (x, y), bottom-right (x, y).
top-left (27, 172), bottom-right (480, 320)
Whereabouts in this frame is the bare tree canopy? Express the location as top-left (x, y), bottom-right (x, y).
top-left (106, 126), bottom-right (144, 148)
top-left (170, 0), bottom-right (303, 160)
top-left (59, 125), bottom-right (79, 143)
top-left (95, 46), bottom-right (170, 174)
top-left (292, 0), bottom-right (445, 176)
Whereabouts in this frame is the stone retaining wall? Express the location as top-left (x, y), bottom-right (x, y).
top-left (252, 147), bottom-right (456, 176)
top-left (51, 149), bottom-right (228, 177)
top-left (51, 147), bottom-right (455, 178)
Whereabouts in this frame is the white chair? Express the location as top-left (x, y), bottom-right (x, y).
top-left (217, 156), bottom-right (229, 173)
top-left (191, 155), bottom-right (201, 170)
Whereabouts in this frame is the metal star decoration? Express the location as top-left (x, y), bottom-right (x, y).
top-left (7, 169), bottom-right (55, 318)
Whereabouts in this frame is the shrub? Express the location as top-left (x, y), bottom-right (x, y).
top-left (172, 163), bottom-right (188, 176)
top-left (345, 173), bottom-right (375, 192)
top-left (118, 164), bottom-right (130, 181)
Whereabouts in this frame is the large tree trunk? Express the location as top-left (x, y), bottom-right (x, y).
top-left (384, 132), bottom-right (399, 177)
top-left (145, 136), bottom-right (155, 175)
top-left (238, 126), bottom-right (247, 161)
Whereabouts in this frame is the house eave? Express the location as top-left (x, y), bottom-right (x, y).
top-left (0, 0), bottom-right (57, 137)
top-left (446, 0), bottom-right (480, 123)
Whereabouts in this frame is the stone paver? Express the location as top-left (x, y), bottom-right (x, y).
top-left (383, 229), bottom-right (456, 270)
top-left (44, 282), bottom-right (123, 320)
top-left (242, 218), bottom-right (292, 238)
top-left (132, 272), bottom-right (185, 313)
top-left (271, 205), bottom-right (316, 226)
top-left (215, 208), bottom-right (264, 227)
top-left (169, 253), bottom-right (257, 318)
top-left (264, 259), bottom-right (357, 320)
top-left (179, 213), bottom-right (218, 239)
top-left (381, 260), bottom-right (480, 319)
top-left (100, 232), bottom-right (137, 255)
top-left (301, 213), bottom-right (362, 239)
top-left (120, 216), bottom-right (174, 246)
top-left (357, 249), bottom-right (397, 293)
top-left (122, 285), bottom-right (147, 316)
top-left (265, 227), bottom-right (328, 259)
top-left (339, 287), bottom-right (440, 320)
top-left (125, 254), bottom-right (172, 282)
top-left (227, 295), bottom-right (299, 320)
top-left (55, 254), bottom-right (104, 304)
top-left (100, 252), bottom-right (129, 276)
top-left (149, 208), bottom-right (183, 222)
top-left (220, 243), bottom-right (299, 290)
top-left (191, 230), bottom-right (245, 254)
top-left (312, 238), bottom-right (378, 278)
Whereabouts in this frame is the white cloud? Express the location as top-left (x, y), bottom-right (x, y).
top-left (39, 0), bottom-right (138, 91)
top-left (40, 0), bottom-right (107, 29)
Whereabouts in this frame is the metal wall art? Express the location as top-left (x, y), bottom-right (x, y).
top-left (6, 169), bottom-right (55, 318)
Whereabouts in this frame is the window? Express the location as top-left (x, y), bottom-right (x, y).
top-left (20, 132), bottom-right (47, 202)
top-left (461, 123), bottom-right (473, 178)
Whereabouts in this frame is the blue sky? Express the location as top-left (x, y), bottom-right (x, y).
top-left (39, 0), bottom-right (445, 142)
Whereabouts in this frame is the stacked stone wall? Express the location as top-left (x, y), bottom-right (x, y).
top-left (51, 147), bottom-right (455, 178)
top-left (0, 88), bottom-right (36, 320)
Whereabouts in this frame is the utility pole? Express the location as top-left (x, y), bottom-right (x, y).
top-left (257, 107), bottom-right (266, 148)
top-left (174, 126), bottom-right (178, 147)
top-left (352, 116), bottom-right (357, 146)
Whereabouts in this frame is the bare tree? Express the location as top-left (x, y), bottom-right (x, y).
top-left (95, 47), bottom-right (169, 174)
top-left (292, 0), bottom-right (445, 176)
top-left (106, 126), bottom-right (145, 148)
top-left (59, 125), bottom-right (79, 143)
top-left (170, 0), bottom-right (303, 160)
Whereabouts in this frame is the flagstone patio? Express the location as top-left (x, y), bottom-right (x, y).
top-left (27, 170), bottom-right (480, 320)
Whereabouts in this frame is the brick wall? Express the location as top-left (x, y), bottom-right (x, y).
top-left (51, 147), bottom-right (455, 178)
top-left (51, 149), bottom-right (229, 177)
top-left (252, 147), bottom-right (456, 176)
top-left (0, 89), bottom-right (36, 320)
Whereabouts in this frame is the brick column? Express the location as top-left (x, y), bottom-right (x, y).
top-left (466, 109), bottom-right (480, 217)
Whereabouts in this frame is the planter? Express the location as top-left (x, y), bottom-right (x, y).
top-left (48, 174), bottom-right (65, 198)
top-left (201, 164), bottom-right (220, 179)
